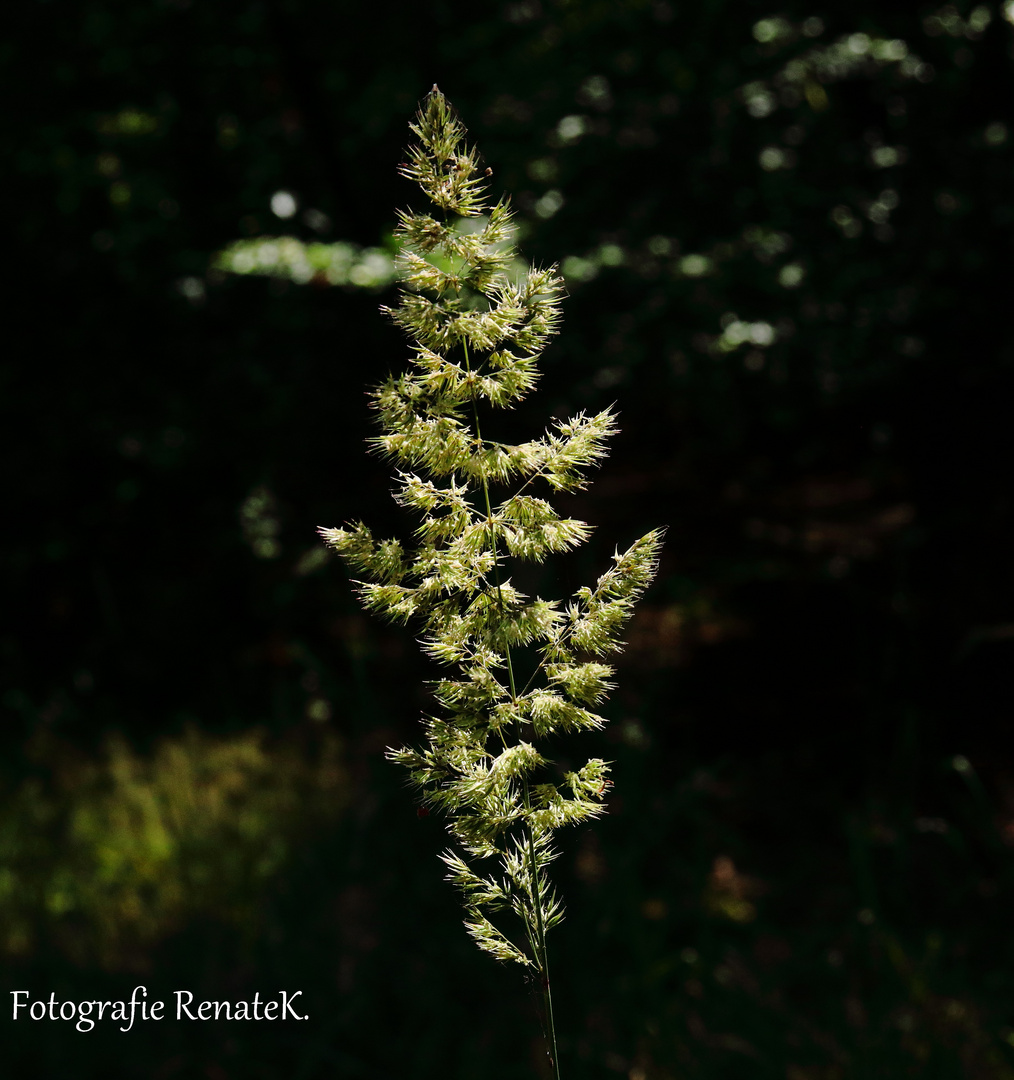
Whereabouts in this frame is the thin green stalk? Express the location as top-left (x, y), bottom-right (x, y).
top-left (462, 343), bottom-right (519, 701)
top-left (524, 777), bottom-right (562, 1080)
top-left (466, 341), bottom-right (561, 1078)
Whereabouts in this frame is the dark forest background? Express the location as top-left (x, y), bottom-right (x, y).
top-left (4, 1), bottom-right (1014, 1077)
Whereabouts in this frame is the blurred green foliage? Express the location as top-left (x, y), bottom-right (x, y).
top-left (0, 727), bottom-right (345, 969)
top-left (4, 0), bottom-right (1014, 1077)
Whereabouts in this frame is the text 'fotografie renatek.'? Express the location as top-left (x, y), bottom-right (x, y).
top-left (10, 987), bottom-right (308, 1032)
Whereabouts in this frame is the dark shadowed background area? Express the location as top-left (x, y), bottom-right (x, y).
top-left (4, 1), bottom-right (1014, 1077)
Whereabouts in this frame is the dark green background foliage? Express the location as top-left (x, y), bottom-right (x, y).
top-left (4, 0), bottom-right (1014, 1076)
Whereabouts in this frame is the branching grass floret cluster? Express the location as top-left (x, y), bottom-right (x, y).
top-left (319, 86), bottom-right (662, 1074)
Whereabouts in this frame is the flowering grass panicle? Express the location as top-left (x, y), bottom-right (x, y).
top-left (319, 86), bottom-right (662, 1078)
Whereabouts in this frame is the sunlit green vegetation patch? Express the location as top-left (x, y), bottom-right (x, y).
top-left (0, 728), bottom-right (347, 969)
